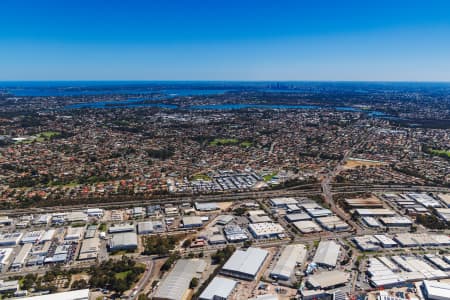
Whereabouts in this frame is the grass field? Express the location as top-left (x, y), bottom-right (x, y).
top-left (240, 141), bottom-right (253, 148)
top-left (430, 149), bottom-right (450, 158)
top-left (192, 174), bottom-right (211, 181)
top-left (209, 138), bottom-right (239, 146)
top-left (263, 172), bottom-right (277, 182)
top-left (114, 270), bottom-right (131, 280)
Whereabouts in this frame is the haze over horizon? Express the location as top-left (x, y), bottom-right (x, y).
top-left (1, 0), bottom-right (450, 81)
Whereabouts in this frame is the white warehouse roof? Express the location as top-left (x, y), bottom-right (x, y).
top-left (199, 276), bottom-right (238, 300)
top-left (313, 240), bottom-right (340, 268)
top-left (222, 247), bottom-right (269, 280)
top-left (270, 244), bottom-right (307, 280)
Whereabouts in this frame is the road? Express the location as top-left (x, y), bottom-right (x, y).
top-left (130, 260), bottom-right (154, 300)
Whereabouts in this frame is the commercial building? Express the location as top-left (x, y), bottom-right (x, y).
top-left (195, 202), bottom-right (219, 211)
top-left (182, 216), bottom-right (203, 228)
top-left (248, 222), bottom-right (284, 239)
top-left (269, 197), bottom-right (298, 208)
top-left (307, 270), bottom-right (349, 289)
top-left (137, 221), bottom-right (164, 234)
top-left (374, 235), bottom-right (397, 248)
top-left (362, 217), bottom-right (381, 228)
top-left (108, 223), bottom-right (135, 234)
top-left (270, 244), bottom-right (307, 280)
top-left (313, 240), bottom-right (340, 268)
top-left (86, 208), bottom-right (104, 217)
top-left (21, 231), bottom-right (44, 244)
top-left (109, 232), bottom-right (138, 251)
top-left (355, 209), bottom-right (396, 217)
top-left (0, 232), bottom-right (23, 246)
top-left (216, 215), bottom-right (234, 225)
top-left (40, 229), bottom-right (56, 243)
top-left (224, 225), bottom-right (248, 242)
top-left (344, 196), bottom-right (383, 208)
top-left (315, 216), bottom-right (349, 231)
top-left (285, 213), bottom-right (311, 223)
top-left (353, 235), bottom-right (381, 251)
top-left (11, 243), bottom-right (32, 269)
top-left (78, 237), bottom-right (100, 260)
top-left (292, 220), bottom-right (322, 234)
top-left (422, 280), bottom-right (450, 300)
top-left (379, 216), bottom-right (413, 227)
top-left (65, 211), bottom-right (88, 223)
top-left (221, 247), bottom-right (269, 280)
top-left (406, 193), bottom-right (442, 208)
top-left (65, 227), bottom-right (84, 241)
top-left (199, 276), bottom-right (238, 300)
top-left (22, 289), bottom-right (90, 299)
top-left (0, 280), bottom-right (19, 294)
top-left (154, 259), bottom-right (206, 300)
top-left (0, 248), bottom-right (13, 271)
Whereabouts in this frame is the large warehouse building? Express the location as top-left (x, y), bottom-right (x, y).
top-left (313, 240), bottom-right (340, 268)
top-left (22, 289), bottom-right (90, 299)
top-left (221, 247), bottom-right (269, 280)
top-left (154, 259), bottom-right (206, 300)
top-left (199, 276), bottom-right (238, 300)
top-left (270, 244), bottom-right (307, 281)
top-left (422, 280), bottom-right (450, 300)
top-left (108, 232), bottom-right (138, 251)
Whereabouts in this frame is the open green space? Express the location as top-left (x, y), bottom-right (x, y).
top-left (192, 174), bottom-right (211, 181)
top-left (263, 172), bottom-right (277, 182)
top-left (209, 138), bottom-right (239, 146)
top-left (114, 270), bottom-right (132, 280)
top-left (429, 149), bottom-right (450, 158)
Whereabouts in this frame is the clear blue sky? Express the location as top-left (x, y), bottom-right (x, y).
top-left (1, 0), bottom-right (450, 81)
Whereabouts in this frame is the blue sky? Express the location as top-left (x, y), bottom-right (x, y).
top-left (1, 0), bottom-right (450, 81)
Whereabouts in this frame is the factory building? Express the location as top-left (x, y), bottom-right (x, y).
top-left (355, 209), bottom-right (396, 217)
top-left (221, 247), bottom-right (269, 280)
top-left (248, 222), bottom-right (284, 239)
top-left (137, 221), bottom-right (164, 234)
top-left (108, 223), bottom-right (135, 234)
top-left (270, 244), bottom-right (307, 280)
top-left (422, 280), bottom-right (450, 300)
top-left (182, 216), bottom-right (204, 228)
top-left (11, 243), bottom-right (32, 269)
top-left (0, 248), bottom-right (13, 271)
top-left (379, 216), bottom-right (413, 227)
top-left (307, 270), bottom-right (349, 290)
top-left (65, 227), bottom-right (84, 241)
top-left (0, 232), bottom-right (23, 246)
top-left (284, 213), bottom-right (311, 223)
top-left (78, 237), bottom-right (100, 260)
top-left (292, 220), bottom-right (322, 234)
top-left (21, 289), bottom-right (90, 299)
top-left (108, 232), bottom-right (138, 251)
top-left (154, 259), bottom-right (206, 300)
top-left (199, 276), bottom-right (238, 300)
top-left (313, 240), bottom-right (340, 268)
top-left (224, 225), bottom-right (248, 242)
top-left (269, 197), bottom-right (298, 208)
top-left (195, 202), bottom-right (219, 211)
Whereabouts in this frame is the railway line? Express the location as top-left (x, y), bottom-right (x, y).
top-left (0, 184), bottom-right (449, 216)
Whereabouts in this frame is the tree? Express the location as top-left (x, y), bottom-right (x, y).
top-left (189, 277), bottom-right (199, 289)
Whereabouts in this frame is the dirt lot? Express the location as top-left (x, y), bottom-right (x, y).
top-left (343, 158), bottom-right (387, 169)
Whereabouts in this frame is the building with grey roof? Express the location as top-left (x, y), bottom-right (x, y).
top-left (195, 202), bottom-right (219, 211)
top-left (307, 270), bottom-right (349, 289)
top-left (182, 216), bottom-right (203, 228)
top-left (199, 276), bottom-right (237, 300)
top-left (78, 237), bottom-right (100, 260)
top-left (221, 247), bottom-right (269, 280)
top-left (154, 259), bottom-right (206, 300)
top-left (270, 244), bottom-right (307, 281)
top-left (109, 232), bottom-right (138, 251)
top-left (313, 240), bottom-right (340, 268)
top-left (11, 243), bottom-right (32, 269)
